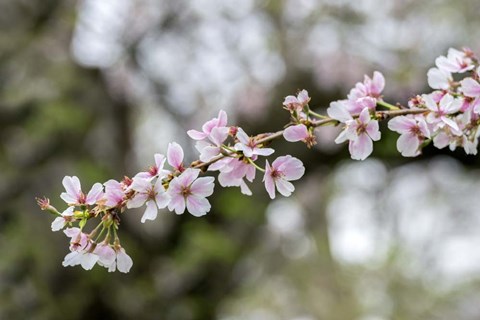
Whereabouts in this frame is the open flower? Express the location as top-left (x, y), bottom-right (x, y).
top-left (234, 128), bottom-right (274, 158)
top-left (103, 179), bottom-right (125, 207)
top-left (60, 176), bottom-right (103, 206)
top-left (187, 110), bottom-right (228, 140)
top-left (62, 249), bottom-right (99, 271)
top-left (127, 177), bottom-right (170, 223)
top-left (134, 154), bottom-right (170, 180)
top-left (388, 116), bottom-right (430, 157)
top-left (263, 155), bottom-right (305, 199)
top-left (435, 48), bottom-right (474, 73)
top-left (216, 157), bottom-right (256, 196)
top-left (195, 126), bottom-right (230, 162)
top-left (348, 71), bottom-right (385, 101)
top-left (283, 89), bottom-right (310, 112)
top-left (460, 67), bottom-right (480, 102)
top-left (95, 244), bottom-right (132, 273)
top-left (423, 93), bottom-right (463, 132)
top-left (51, 207), bottom-right (74, 232)
top-left (167, 168), bottom-right (215, 217)
top-left (337, 108), bottom-right (381, 160)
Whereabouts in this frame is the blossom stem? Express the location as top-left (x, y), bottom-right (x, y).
top-left (221, 145), bottom-right (238, 154)
top-left (246, 157), bottom-right (265, 172)
top-left (94, 225), bottom-right (107, 243)
top-left (308, 110), bottom-right (328, 119)
top-left (377, 100), bottom-right (400, 110)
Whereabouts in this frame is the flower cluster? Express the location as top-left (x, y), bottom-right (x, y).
top-left (38, 111), bottom-right (305, 272)
top-left (38, 47), bottom-right (480, 273)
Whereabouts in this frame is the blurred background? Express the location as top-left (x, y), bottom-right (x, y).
top-left (2, 0), bottom-right (480, 319)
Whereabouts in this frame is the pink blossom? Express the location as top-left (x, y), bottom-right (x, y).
top-left (216, 158), bottom-right (256, 196)
top-left (460, 68), bottom-right (480, 100)
top-left (435, 48), bottom-right (474, 73)
top-left (433, 115), bottom-right (479, 155)
top-left (263, 155), bottom-right (305, 199)
top-left (103, 179), bottom-right (125, 207)
top-left (283, 124), bottom-right (316, 147)
top-left (60, 176), bottom-right (103, 206)
top-left (388, 116), bottom-right (430, 157)
top-left (327, 101), bottom-right (354, 123)
top-left (167, 142), bottom-right (185, 172)
top-left (127, 177), bottom-right (170, 223)
top-left (283, 89), bottom-right (311, 112)
top-left (94, 244), bottom-right (116, 268)
top-left (187, 110), bottom-right (228, 140)
top-left (134, 154), bottom-right (170, 180)
top-left (62, 228), bottom-right (98, 270)
top-left (461, 78), bottom-right (480, 98)
top-left (51, 207), bottom-right (74, 232)
top-left (195, 126), bottom-right (230, 162)
top-left (64, 227), bottom-right (88, 252)
top-left (115, 247), bottom-right (133, 273)
top-left (284, 124), bottom-right (309, 142)
top-left (347, 97), bottom-right (377, 114)
top-left (427, 67), bottom-right (452, 90)
top-left (328, 97), bottom-right (377, 120)
top-left (62, 250), bottom-right (99, 270)
top-left (235, 128), bottom-right (274, 158)
top-left (167, 168), bottom-right (215, 217)
top-left (335, 108), bottom-right (381, 160)
top-left (94, 244), bottom-right (133, 273)
top-left (348, 71), bottom-right (385, 101)
top-left (363, 71), bottom-right (385, 97)
top-left (423, 93), bottom-right (463, 132)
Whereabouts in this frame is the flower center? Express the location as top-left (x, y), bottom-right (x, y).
top-left (410, 125), bottom-right (421, 136)
top-left (247, 139), bottom-right (257, 149)
top-left (271, 169), bottom-right (282, 179)
top-left (147, 187), bottom-right (157, 200)
top-left (78, 192), bottom-right (86, 204)
top-left (356, 123), bottom-right (367, 135)
top-left (148, 166), bottom-right (158, 176)
top-left (181, 186), bottom-right (192, 198)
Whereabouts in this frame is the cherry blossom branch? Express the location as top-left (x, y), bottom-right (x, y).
top-left (37, 47), bottom-right (480, 273)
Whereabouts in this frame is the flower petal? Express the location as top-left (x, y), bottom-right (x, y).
top-left (349, 133), bottom-right (373, 160)
top-left (327, 101), bottom-right (352, 123)
top-left (86, 183), bottom-right (103, 205)
top-left (427, 68), bottom-right (451, 90)
top-left (167, 142), bottom-right (184, 169)
top-left (190, 176), bottom-right (215, 197)
top-left (461, 77), bottom-right (480, 97)
top-left (167, 194), bottom-right (186, 215)
top-left (186, 195), bottom-right (211, 217)
top-left (397, 133), bottom-right (420, 157)
top-left (141, 200), bottom-right (158, 223)
top-left (254, 147), bottom-right (275, 156)
top-left (51, 217), bottom-right (66, 232)
top-left (62, 176), bottom-right (81, 201)
top-left (283, 124), bottom-right (309, 142)
top-left (366, 120), bottom-right (381, 141)
top-left (116, 248), bottom-right (133, 273)
top-left (126, 192), bottom-right (149, 209)
top-left (358, 107), bottom-right (370, 124)
top-left (80, 253), bottom-right (99, 270)
top-left (236, 128), bottom-right (250, 144)
top-left (263, 161), bottom-right (276, 199)
top-left (275, 179), bottom-right (295, 197)
top-left (388, 116), bottom-right (415, 134)
top-left (187, 129), bottom-right (208, 140)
